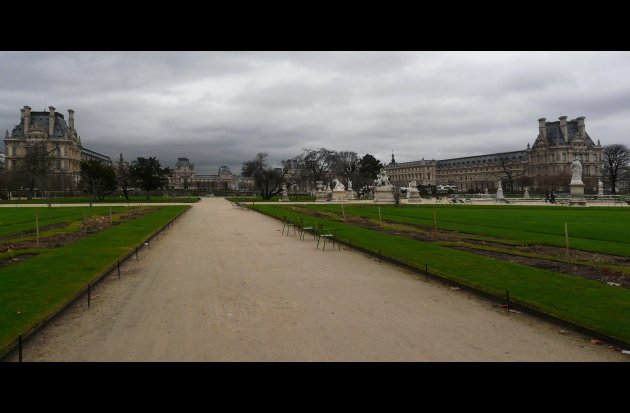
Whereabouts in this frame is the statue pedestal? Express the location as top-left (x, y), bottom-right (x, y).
top-left (407, 188), bottom-right (421, 203)
top-left (281, 184), bottom-right (289, 201)
top-left (347, 190), bottom-right (355, 200)
top-left (496, 188), bottom-right (504, 200)
top-left (373, 186), bottom-right (395, 203)
top-left (315, 190), bottom-right (328, 202)
top-left (569, 183), bottom-right (587, 207)
top-left (331, 189), bottom-right (348, 201)
top-left (598, 189), bottom-right (604, 197)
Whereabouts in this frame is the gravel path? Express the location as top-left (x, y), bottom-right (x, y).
top-left (13, 198), bottom-right (626, 361)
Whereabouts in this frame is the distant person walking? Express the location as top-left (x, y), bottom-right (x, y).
top-left (545, 191), bottom-right (550, 203)
top-left (550, 190), bottom-right (556, 204)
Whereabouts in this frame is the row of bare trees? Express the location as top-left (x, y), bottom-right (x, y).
top-left (241, 148), bottom-right (384, 199)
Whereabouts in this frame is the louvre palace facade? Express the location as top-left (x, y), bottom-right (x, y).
top-left (169, 157), bottom-right (254, 191)
top-left (385, 115), bottom-right (603, 193)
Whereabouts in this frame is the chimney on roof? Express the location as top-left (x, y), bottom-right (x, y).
top-left (68, 109), bottom-right (75, 130)
top-left (576, 116), bottom-right (585, 138)
top-left (23, 106), bottom-right (31, 134)
top-left (559, 116), bottom-right (568, 143)
top-left (538, 118), bottom-right (547, 140)
top-left (48, 106), bottom-right (56, 137)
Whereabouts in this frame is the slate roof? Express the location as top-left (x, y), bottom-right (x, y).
top-left (542, 119), bottom-right (595, 146)
top-left (385, 159), bottom-right (436, 169)
top-left (10, 111), bottom-right (70, 139)
top-left (437, 150), bottom-right (528, 168)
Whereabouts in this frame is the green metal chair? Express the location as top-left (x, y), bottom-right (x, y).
top-left (314, 223), bottom-right (338, 251)
top-left (297, 217), bottom-right (315, 240)
top-left (281, 215), bottom-right (297, 236)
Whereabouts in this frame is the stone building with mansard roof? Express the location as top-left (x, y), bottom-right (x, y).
top-left (4, 105), bottom-right (111, 189)
top-left (385, 115), bottom-right (602, 193)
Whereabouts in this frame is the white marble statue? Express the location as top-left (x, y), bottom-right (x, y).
top-left (374, 169), bottom-right (392, 187)
top-left (571, 157), bottom-right (583, 184)
top-left (332, 178), bottom-right (345, 191)
top-left (496, 180), bottom-right (504, 200)
top-left (598, 180), bottom-right (603, 192)
top-left (347, 179), bottom-right (352, 191)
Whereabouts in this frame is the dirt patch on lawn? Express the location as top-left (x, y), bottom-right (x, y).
top-left (394, 227), bottom-right (630, 289)
top-left (453, 246), bottom-right (629, 288)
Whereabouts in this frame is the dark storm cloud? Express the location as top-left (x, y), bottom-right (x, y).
top-left (2, 51), bottom-right (630, 173)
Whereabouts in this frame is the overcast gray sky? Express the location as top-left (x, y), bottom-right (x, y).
top-left (2, 51), bottom-right (629, 174)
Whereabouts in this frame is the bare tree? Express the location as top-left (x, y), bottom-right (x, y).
top-left (603, 144), bottom-right (629, 194)
top-left (330, 150), bottom-right (359, 188)
top-left (297, 148), bottom-right (336, 188)
top-left (17, 141), bottom-right (56, 198)
top-left (493, 156), bottom-right (528, 193)
top-left (241, 153), bottom-right (287, 199)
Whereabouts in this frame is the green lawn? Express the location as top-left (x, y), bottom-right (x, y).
top-left (296, 204), bottom-right (630, 257)
top-left (0, 206), bottom-right (127, 238)
top-left (0, 205), bottom-right (188, 354)
top-left (252, 204), bottom-right (630, 345)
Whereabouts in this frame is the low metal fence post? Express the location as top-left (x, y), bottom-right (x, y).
top-left (506, 290), bottom-right (510, 314)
